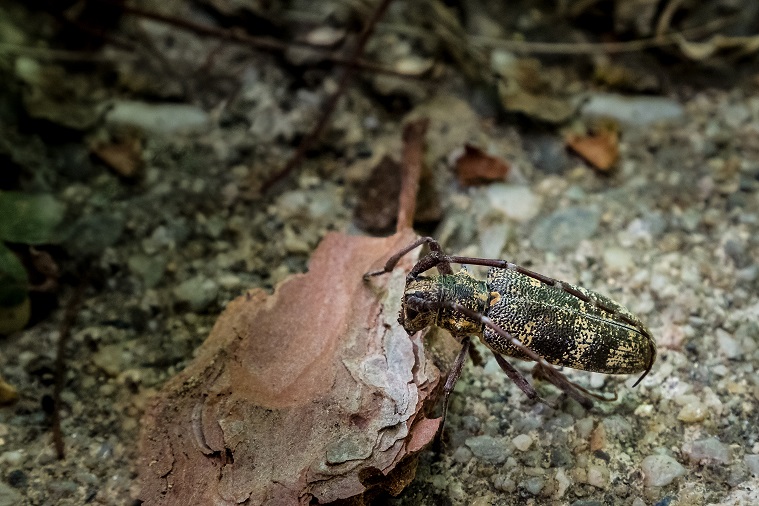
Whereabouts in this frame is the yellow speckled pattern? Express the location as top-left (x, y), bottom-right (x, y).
top-left (481, 268), bottom-right (655, 374)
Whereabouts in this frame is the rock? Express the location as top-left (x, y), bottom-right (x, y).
top-left (452, 445), bottom-right (473, 464)
top-left (683, 437), bottom-right (731, 465)
top-left (586, 465), bottom-right (609, 489)
top-left (478, 222), bottom-right (511, 259)
top-left (465, 435), bottom-right (510, 463)
top-left (603, 247), bottom-right (633, 272)
top-left (92, 341), bottom-right (135, 377)
top-left (0, 482), bottom-right (22, 506)
top-left (173, 276), bottom-right (219, 311)
top-left (530, 207), bottom-right (600, 252)
top-left (641, 455), bottom-right (686, 487)
top-left (524, 134), bottom-right (572, 174)
top-left (581, 93), bottom-right (684, 126)
top-left (512, 433), bottom-right (533, 451)
top-left (677, 401), bottom-right (708, 423)
top-left (716, 329), bottom-right (743, 359)
top-left (521, 476), bottom-right (544, 495)
top-left (745, 455), bottom-right (759, 476)
top-left (106, 101), bottom-right (210, 135)
top-left (493, 474), bottom-right (516, 492)
top-left (486, 184), bottom-right (544, 222)
top-left (127, 254), bottom-right (167, 288)
top-left (65, 214), bottom-right (125, 256)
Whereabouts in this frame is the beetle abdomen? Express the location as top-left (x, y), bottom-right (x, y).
top-left (482, 268), bottom-right (655, 375)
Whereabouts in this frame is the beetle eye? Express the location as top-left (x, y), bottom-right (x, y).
top-left (405, 308), bottom-right (419, 320)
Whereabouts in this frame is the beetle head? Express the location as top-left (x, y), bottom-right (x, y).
top-left (398, 277), bottom-right (440, 335)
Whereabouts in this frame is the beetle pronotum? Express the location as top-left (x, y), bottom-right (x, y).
top-left (365, 236), bottom-right (656, 429)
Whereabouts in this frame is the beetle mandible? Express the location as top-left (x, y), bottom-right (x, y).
top-left (365, 236), bottom-right (657, 428)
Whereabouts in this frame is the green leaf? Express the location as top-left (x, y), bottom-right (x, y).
top-left (0, 242), bottom-right (27, 307)
top-left (0, 192), bottom-right (66, 244)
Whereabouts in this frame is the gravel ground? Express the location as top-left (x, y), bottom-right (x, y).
top-left (1, 2), bottom-right (759, 505)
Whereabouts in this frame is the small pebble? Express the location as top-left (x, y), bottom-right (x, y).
top-left (677, 401), bottom-right (708, 423)
top-left (0, 450), bottom-right (24, 466)
top-left (493, 474), bottom-right (516, 493)
top-left (486, 184), bottom-right (543, 222)
top-left (581, 93), bottom-right (684, 126)
top-left (554, 468), bottom-right (571, 498)
top-left (683, 437), bottom-right (731, 465)
top-left (521, 476), bottom-right (545, 495)
top-left (586, 465), bottom-right (609, 489)
top-left (744, 455), bottom-right (759, 476)
top-left (0, 482), bottom-right (22, 506)
top-left (173, 276), bottom-right (219, 311)
top-left (429, 474), bottom-right (447, 491)
top-left (452, 445), bottom-right (473, 464)
top-left (512, 433), bottom-right (533, 451)
top-left (106, 100), bottom-right (210, 134)
top-left (603, 247), bottom-right (633, 272)
top-left (530, 207), bottom-right (600, 252)
top-left (716, 329), bottom-right (743, 359)
top-left (465, 435), bottom-right (509, 463)
top-left (641, 455), bottom-right (686, 487)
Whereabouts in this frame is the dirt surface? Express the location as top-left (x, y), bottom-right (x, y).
top-left (1, 1), bottom-right (759, 505)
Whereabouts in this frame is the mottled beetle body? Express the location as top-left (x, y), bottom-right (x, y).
top-left (401, 268), bottom-right (655, 377)
top-left (367, 236), bottom-right (656, 425)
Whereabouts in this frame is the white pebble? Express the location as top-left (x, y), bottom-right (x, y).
top-left (678, 401), bottom-right (708, 423)
top-left (641, 455), bottom-right (686, 487)
top-left (586, 464), bottom-right (609, 489)
top-left (744, 454), bottom-right (759, 476)
top-left (716, 328), bottom-right (743, 359)
top-left (512, 434), bottom-right (533, 451)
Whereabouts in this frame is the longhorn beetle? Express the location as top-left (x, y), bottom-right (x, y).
top-left (364, 236), bottom-right (656, 429)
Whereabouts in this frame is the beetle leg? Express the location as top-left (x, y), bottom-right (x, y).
top-left (438, 335), bottom-right (471, 439)
top-left (363, 236), bottom-right (453, 280)
top-left (492, 353), bottom-right (554, 408)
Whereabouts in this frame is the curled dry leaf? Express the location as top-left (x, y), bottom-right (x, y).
top-left (138, 229), bottom-right (455, 505)
top-left (565, 129), bottom-right (619, 171)
top-left (455, 144), bottom-right (510, 186)
top-left (91, 135), bottom-right (144, 178)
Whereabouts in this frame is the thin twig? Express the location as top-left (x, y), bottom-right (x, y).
top-left (469, 16), bottom-right (734, 55)
top-left (92, 1), bottom-right (408, 77)
top-left (52, 275), bottom-right (88, 460)
top-left (0, 43), bottom-right (138, 62)
top-left (396, 118), bottom-right (429, 232)
top-left (261, 0), bottom-right (396, 192)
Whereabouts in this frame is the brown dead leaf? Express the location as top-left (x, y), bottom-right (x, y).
top-left (91, 135), bottom-right (143, 178)
top-left (455, 144), bottom-right (510, 186)
top-left (565, 129), bottom-right (619, 171)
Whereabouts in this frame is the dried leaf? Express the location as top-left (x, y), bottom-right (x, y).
top-left (92, 136), bottom-right (144, 178)
top-left (139, 230), bottom-right (453, 505)
top-left (455, 144), bottom-right (510, 186)
top-left (565, 130), bottom-right (619, 171)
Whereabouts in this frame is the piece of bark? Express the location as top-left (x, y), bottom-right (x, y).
top-left (138, 229), bottom-right (455, 505)
top-left (353, 156), bottom-right (402, 235)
